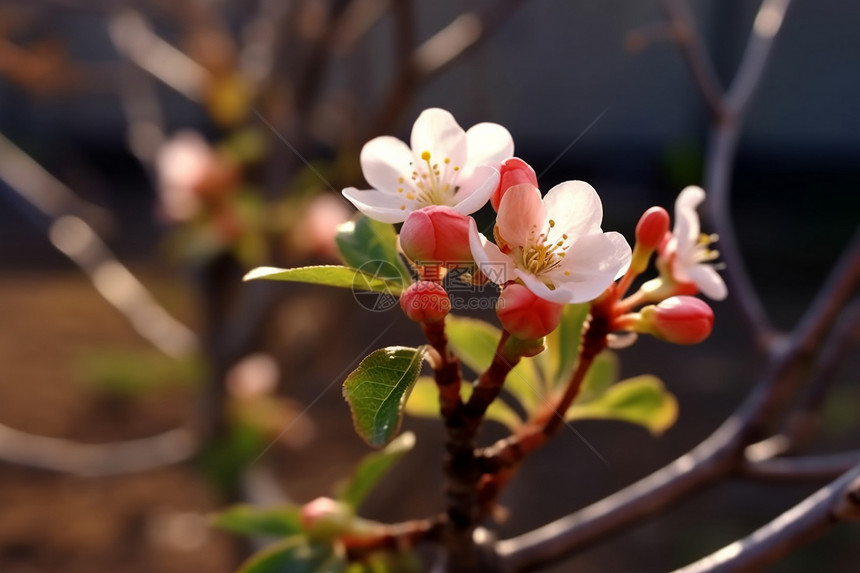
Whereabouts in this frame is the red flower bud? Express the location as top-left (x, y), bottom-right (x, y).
top-left (400, 281), bottom-right (451, 323)
top-left (496, 283), bottom-right (564, 340)
top-left (491, 157), bottom-right (539, 212)
top-left (399, 206), bottom-right (473, 265)
top-left (642, 296), bottom-right (714, 345)
top-left (635, 206), bottom-right (670, 252)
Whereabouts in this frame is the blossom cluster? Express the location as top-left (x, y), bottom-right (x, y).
top-left (343, 108), bottom-right (727, 345)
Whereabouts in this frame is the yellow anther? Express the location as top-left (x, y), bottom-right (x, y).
top-left (444, 157), bottom-right (451, 164)
top-left (421, 151), bottom-right (431, 161)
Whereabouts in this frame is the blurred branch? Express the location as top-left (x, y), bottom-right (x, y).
top-left (672, 462), bottom-right (860, 573)
top-left (784, 298), bottom-right (860, 449)
top-left (658, 0), bottom-right (726, 120)
top-left (741, 450), bottom-right (860, 482)
top-left (372, 0), bottom-right (527, 135)
top-left (0, 133), bottom-right (198, 358)
top-left (0, 132), bottom-right (112, 230)
top-left (107, 13), bottom-right (168, 169)
top-left (703, 0), bottom-right (793, 348)
top-left (0, 423), bottom-right (196, 477)
top-left (108, 9), bottom-right (210, 102)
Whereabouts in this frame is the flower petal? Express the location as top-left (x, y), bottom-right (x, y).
top-left (410, 108), bottom-right (466, 169)
top-left (545, 231), bottom-right (632, 299)
top-left (360, 136), bottom-right (415, 194)
top-left (342, 187), bottom-right (411, 223)
top-left (468, 219), bottom-right (516, 285)
top-left (450, 165), bottom-right (499, 215)
top-left (542, 180), bottom-right (604, 241)
top-left (673, 185), bottom-right (705, 256)
top-left (463, 122), bottom-right (514, 172)
top-left (686, 264), bottom-right (728, 300)
top-left (496, 184), bottom-right (545, 248)
top-left (514, 269), bottom-right (575, 304)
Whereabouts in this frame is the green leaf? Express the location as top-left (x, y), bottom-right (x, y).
top-left (404, 376), bottom-right (524, 431)
top-left (343, 347), bottom-right (426, 447)
top-left (445, 315), bottom-right (543, 410)
top-left (541, 303), bottom-right (590, 387)
top-left (213, 504), bottom-right (303, 538)
top-left (244, 265), bottom-right (403, 295)
top-left (574, 351), bottom-right (619, 404)
top-left (337, 432), bottom-right (416, 510)
top-left (566, 375), bottom-right (679, 435)
top-left (336, 216), bottom-right (409, 285)
top-left (238, 536), bottom-right (344, 573)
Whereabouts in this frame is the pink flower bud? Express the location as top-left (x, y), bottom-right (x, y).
top-left (496, 283), bottom-right (564, 340)
top-left (400, 281), bottom-right (451, 323)
top-left (635, 206), bottom-right (670, 251)
top-left (642, 296), bottom-right (714, 345)
top-left (491, 157), bottom-right (539, 212)
top-left (399, 206), bottom-right (473, 265)
top-left (300, 497), bottom-right (352, 537)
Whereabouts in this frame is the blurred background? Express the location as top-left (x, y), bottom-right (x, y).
top-left (0, 0), bottom-right (857, 572)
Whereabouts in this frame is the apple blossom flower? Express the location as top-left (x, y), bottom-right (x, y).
top-left (155, 130), bottom-right (238, 222)
top-left (661, 186), bottom-right (727, 300)
top-left (342, 108), bottom-right (513, 223)
top-left (469, 181), bottom-right (632, 304)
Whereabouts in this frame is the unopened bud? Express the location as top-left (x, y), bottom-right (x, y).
top-left (400, 281), bottom-right (451, 323)
top-left (640, 296), bottom-right (714, 344)
top-left (400, 206), bottom-right (473, 265)
top-left (496, 283), bottom-right (564, 340)
top-left (635, 207), bottom-right (670, 251)
top-left (300, 497), bottom-right (352, 538)
top-left (491, 157), bottom-right (538, 212)
top-left (631, 206), bottom-right (671, 273)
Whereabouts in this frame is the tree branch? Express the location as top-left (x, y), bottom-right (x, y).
top-left (658, 0), bottom-right (726, 120)
top-left (672, 462), bottom-right (860, 573)
top-left (741, 450), bottom-right (860, 483)
top-left (703, 0), bottom-right (794, 348)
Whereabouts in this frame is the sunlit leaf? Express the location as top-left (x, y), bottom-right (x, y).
top-left (336, 216), bottom-right (409, 285)
top-left (343, 347), bottom-right (426, 447)
top-left (238, 536), bottom-right (344, 573)
top-left (213, 504), bottom-right (303, 538)
top-left (565, 375), bottom-right (678, 435)
top-left (404, 376), bottom-right (524, 431)
top-left (445, 315), bottom-right (543, 411)
top-left (243, 265), bottom-right (403, 295)
top-left (337, 432), bottom-right (416, 510)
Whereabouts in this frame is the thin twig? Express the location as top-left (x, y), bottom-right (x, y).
top-left (703, 1), bottom-right (794, 348)
top-left (672, 462), bottom-right (860, 573)
top-left (658, 0), bottom-right (726, 120)
top-left (741, 450), bottom-right (860, 482)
